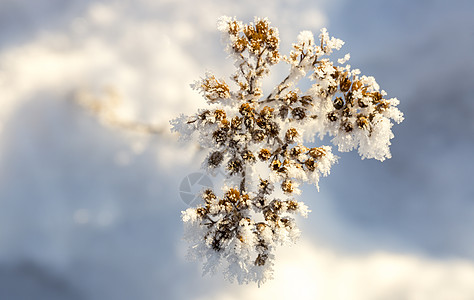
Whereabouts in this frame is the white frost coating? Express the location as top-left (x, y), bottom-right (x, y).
top-left (338, 53), bottom-right (351, 64)
top-left (217, 15), bottom-right (233, 32)
top-left (297, 30), bottom-right (315, 47)
top-left (171, 15), bottom-right (403, 285)
top-left (319, 28), bottom-right (344, 54)
top-left (170, 113), bottom-right (196, 142)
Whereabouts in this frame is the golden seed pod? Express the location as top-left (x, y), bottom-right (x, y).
top-left (255, 253), bottom-right (268, 266)
top-left (252, 129), bottom-right (265, 142)
top-left (333, 97), bottom-right (344, 110)
top-left (271, 159), bottom-right (282, 171)
top-left (214, 109), bottom-right (226, 121)
top-left (196, 207), bottom-right (208, 217)
top-left (357, 115), bottom-right (369, 129)
top-left (305, 158), bottom-right (316, 171)
top-left (308, 147), bottom-right (326, 159)
top-left (285, 91), bottom-right (299, 104)
top-left (340, 75), bottom-right (352, 93)
top-left (343, 121), bottom-right (354, 132)
top-left (281, 179), bottom-right (294, 194)
top-left (239, 103), bottom-right (255, 116)
top-left (230, 116), bottom-right (242, 130)
top-left (213, 129), bottom-right (227, 144)
top-left (208, 151), bottom-right (224, 167)
top-left (201, 75), bottom-right (231, 101)
top-left (225, 188), bottom-right (241, 203)
top-left (327, 111), bottom-right (338, 122)
top-left (202, 189), bottom-right (217, 204)
top-left (241, 150), bottom-right (256, 163)
top-left (291, 107), bottom-right (307, 120)
top-left (256, 222), bottom-right (266, 232)
top-left (259, 148), bottom-right (272, 161)
top-left (227, 158), bottom-right (243, 174)
top-left (285, 128), bottom-right (299, 143)
top-left (286, 200), bottom-right (298, 211)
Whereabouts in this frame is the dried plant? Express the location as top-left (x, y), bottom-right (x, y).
top-left (171, 16), bottom-right (403, 285)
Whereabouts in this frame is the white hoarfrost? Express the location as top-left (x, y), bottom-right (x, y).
top-left (171, 15), bottom-right (403, 285)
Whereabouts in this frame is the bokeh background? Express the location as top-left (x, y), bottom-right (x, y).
top-left (1, 0), bottom-right (473, 299)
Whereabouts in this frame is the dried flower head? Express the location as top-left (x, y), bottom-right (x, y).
top-left (171, 15), bottom-right (403, 285)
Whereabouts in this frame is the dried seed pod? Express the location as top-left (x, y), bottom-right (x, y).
top-left (200, 75), bottom-right (231, 101)
top-left (343, 121), bottom-right (354, 132)
top-left (256, 222), bottom-right (266, 232)
top-left (252, 129), bottom-right (266, 142)
top-left (260, 106), bottom-right (274, 119)
top-left (255, 253), bottom-right (268, 266)
top-left (256, 117), bottom-right (267, 128)
top-left (241, 150), bottom-right (256, 163)
top-left (345, 91), bottom-right (354, 106)
top-left (213, 129), bottom-right (227, 144)
top-left (374, 100), bottom-right (390, 112)
top-left (308, 147), bottom-right (326, 159)
top-left (228, 139), bottom-right (239, 149)
top-left (225, 188), bottom-right (241, 203)
top-left (286, 200), bottom-right (298, 211)
top-left (233, 36), bottom-right (248, 52)
top-left (227, 158), bottom-right (243, 174)
top-left (271, 200), bottom-right (283, 211)
top-left (220, 119), bottom-right (230, 131)
top-left (271, 159), bottom-right (282, 171)
top-left (289, 145), bottom-right (308, 157)
top-left (231, 116), bottom-right (243, 130)
top-left (285, 128), bottom-right (299, 143)
top-left (239, 103), bottom-right (255, 117)
top-left (300, 95), bottom-right (313, 107)
top-left (291, 107), bottom-right (307, 120)
top-left (267, 122), bottom-right (280, 138)
top-left (333, 97), bottom-right (344, 110)
top-left (342, 107), bottom-right (352, 117)
top-left (244, 116), bottom-right (254, 129)
top-left (208, 151), bottom-right (224, 167)
top-left (196, 207), bottom-right (208, 217)
top-left (358, 98), bottom-right (369, 108)
top-left (371, 91), bottom-right (383, 102)
top-left (327, 85), bottom-right (338, 95)
top-left (214, 109), bottom-right (226, 121)
top-left (340, 76), bottom-right (351, 92)
top-left (352, 80), bottom-right (362, 91)
top-left (254, 196), bottom-right (266, 208)
top-left (281, 179), bottom-right (294, 194)
top-left (285, 91), bottom-right (298, 104)
top-left (327, 112), bottom-right (338, 122)
top-left (258, 148), bottom-right (272, 161)
top-left (357, 115), bottom-right (369, 129)
top-left (280, 218), bottom-right (291, 227)
top-left (305, 158), bottom-right (316, 171)
top-left (202, 189), bottom-right (217, 204)
top-left (279, 106), bottom-right (289, 119)
top-left (263, 209), bottom-right (278, 222)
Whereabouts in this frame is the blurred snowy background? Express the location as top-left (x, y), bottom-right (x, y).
top-left (0, 0), bottom-right (473, 299)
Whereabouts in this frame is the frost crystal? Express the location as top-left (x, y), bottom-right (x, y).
top-left (170, 16), bottom-right (403, 285)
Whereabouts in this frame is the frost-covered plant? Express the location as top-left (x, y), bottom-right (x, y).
top-left (171, 16), bottom-right (403, 285)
